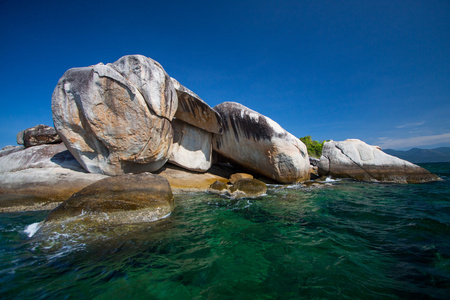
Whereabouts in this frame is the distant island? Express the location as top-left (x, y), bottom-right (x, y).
top-left (384, 147), bottom-right (450, 163)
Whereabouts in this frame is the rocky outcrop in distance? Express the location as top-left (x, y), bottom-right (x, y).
top-left (318, 139), bottom-right (441, 183)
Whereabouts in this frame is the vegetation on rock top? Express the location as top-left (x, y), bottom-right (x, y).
top-left (299, 136), bottom-right (327, 158)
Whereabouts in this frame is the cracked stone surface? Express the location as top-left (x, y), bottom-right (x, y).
top-left (52, 56), bottom-right (176, 175)
top-left (318, 139), bottom-right (441, 183)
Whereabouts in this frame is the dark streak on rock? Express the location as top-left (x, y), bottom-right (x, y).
top-left (215, 102), bottom-right (275, 142)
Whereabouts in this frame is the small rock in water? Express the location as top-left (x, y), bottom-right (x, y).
top-left (229, 173), bottom-right (253, 184)
top-left (229, 178), bottom-right (267, 199)
top-left (209, 180), bottom-right (228, 192)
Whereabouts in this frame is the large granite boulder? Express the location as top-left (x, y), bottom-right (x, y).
top-left (18, 124), bottom-right (62, 148)
top-left (46, 173), bottom-right (174, 224)
top-left (171, 78), bottom-right (222, 134)
top-left (318, 139), bottom-right (441, 183)
top-left (0, 144), bottom-right (107, 210)
top-left (213, 102), bottom-right (310, 183)
top-left (110, 55), bottom-right (178, 119)
top-left (52, 56), bottom-right (175, 175)
top-left (168, 119), bottom-right (212, 172)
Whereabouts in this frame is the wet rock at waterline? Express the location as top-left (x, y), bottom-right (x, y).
top-left (208, 180), bottom-right (228, 192)
top-left (208, 178), bottom-right (267, 199)
top-left (52, 61), bottom-right (173, 175)
top-left (213, 102), bottom-right (310, 183)
top-left (229, 178), bottom-right (267, 199)
top-left (171, 77), bottom-right (222, 134)
top-left (229, 173), bottom-right (253, 184)
top-left (318, 139), bottom-right (441, 183)
top-left (46, 173), bottom-right (174, 224)
top-left (168, 119), bottom-right (212, 172)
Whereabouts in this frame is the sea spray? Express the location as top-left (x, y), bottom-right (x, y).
top-left (24, 222), bottom-right (42, 237)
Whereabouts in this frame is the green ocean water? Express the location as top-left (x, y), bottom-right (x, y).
top-left (1, 163), bottom-right (449, 299)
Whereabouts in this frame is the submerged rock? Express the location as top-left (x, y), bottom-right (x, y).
top-left (169, 119), bottom-right (212, 172)
top-left (46, 173), bottom-right (174, 224)
top-left (171, 78), bottom-right (222, 134)
top-left (213, 102), bottom-right (310, 183)
top-left (52, 58), bottom-right (174, 175)
top-left (318, 139), bottom-right (441, 183)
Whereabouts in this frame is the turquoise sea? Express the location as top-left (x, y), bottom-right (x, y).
top-left (1, 163), bottom-right (449, 299)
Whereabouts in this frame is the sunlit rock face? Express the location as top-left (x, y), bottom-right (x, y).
top-left (213, 102), bottom-right (310, 184)
top-left (52, 55), bottom-right (176, 175)
top-left (169, 119), bottom-right (212, 172)
top-left (171, 77), bottom-right (222, 134)
top-left (318, 139), bottom-right (441, 183)
top-left (110, 55), bottom-right (178, 119)
top-left (45, 173), bottom-right (174, 224)
top-left (0, 143), bottom-right (107, 202)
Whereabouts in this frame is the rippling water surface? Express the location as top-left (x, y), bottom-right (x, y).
top-left (1, 163), bottom-right (449, 299)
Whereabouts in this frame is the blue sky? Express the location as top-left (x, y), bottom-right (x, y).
top-left (1, 0), bottom-right (449, 150)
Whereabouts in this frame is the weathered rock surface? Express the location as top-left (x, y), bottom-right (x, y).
top-left (171, 77), bottom-right (222, 134)
top-left (0, 144), bottom-right (107, 210)
top-left (20, 124), bottom-right (62, 148)
top-left (16, 130), bottom-right (24, 145)
top-left (155, 164), bottom-right (230, 192)
top-left (0, 145), bottom-right (24, 158)
top-left (213, 102), bottom-right (310, 183)
top-left (208, 177), bottom-right (267, 199)
top-left (0, 143), bottom-right (82, 173)
top-left (318, 139), bottom-right (441, 183)
top-left (169, 119), bottom-right (212, 172)
top-left (229, 178), bottom-right (267, 199)
top-left (52, 60), bottom-right (173, 175)
top-left (46, 173), bottom-right (174, 224)
top-left (110, 55), bottom-right (178, 119)
top-left (229, 173), bottom-right (253, 184)
top-left (208, 180), bottom-right (228, 192)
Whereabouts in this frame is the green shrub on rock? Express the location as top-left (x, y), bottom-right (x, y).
top-left (299, 136), bottom-right (327, 158)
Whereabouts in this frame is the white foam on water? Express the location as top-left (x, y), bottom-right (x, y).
top-left (24, 222), bottom-right (42, 238)
top-left (324, 177), bottom-right (340, 182)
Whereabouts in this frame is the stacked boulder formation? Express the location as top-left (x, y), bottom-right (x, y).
top-left (51, 55), bottom-right (311, 183)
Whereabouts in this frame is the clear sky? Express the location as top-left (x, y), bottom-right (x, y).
top-left (1, 0), bottom-right (449, 150)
